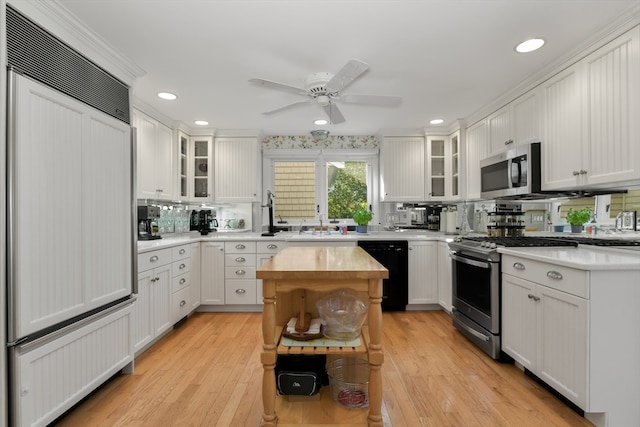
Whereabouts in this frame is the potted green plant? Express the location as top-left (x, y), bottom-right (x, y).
top-left (352, 208), bottom-right (374, 233)
top-left (566, 207), bottom-right (592, 233)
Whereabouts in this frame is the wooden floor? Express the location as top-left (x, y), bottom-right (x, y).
top-left (53, 311), bottom-right (595, 427)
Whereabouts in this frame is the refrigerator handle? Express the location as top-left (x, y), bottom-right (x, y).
top-left (131, 127), bottom-right (138, 295)
top-left (6, 68), bottom-right (19, 343)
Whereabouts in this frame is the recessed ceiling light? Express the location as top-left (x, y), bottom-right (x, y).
top-left (314, 119), bottom-right (328, 125)
top-left (515, 38), bottom-right (545, 53)
top-left (194, 120), bottom-right (209, 126)
top-left (430, 119), bottom-right (444, 125)
top-left (157, 92), bottom-right (177, 100)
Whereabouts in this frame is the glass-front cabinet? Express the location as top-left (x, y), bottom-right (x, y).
top-left (191, 136), bottom-right (213, 200)
top-left (178, 131), bottom-right (189, 199)
top-left (428, 136), bottom-right (446, 198)
top-left (426, 132), bottom-right (460, 201)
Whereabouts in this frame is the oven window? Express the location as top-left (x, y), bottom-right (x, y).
top-left (481, 161), bottom-right (508, 192)
top-left (454, 260), bottom-right (492, 316)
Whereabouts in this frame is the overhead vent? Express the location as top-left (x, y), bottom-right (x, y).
top-left (6, 6), bottom-right (130, 124)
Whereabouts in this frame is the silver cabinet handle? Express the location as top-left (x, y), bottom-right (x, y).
top-left (547, 271), bottom-right (563, 280)
top-left (180, 300), bottom-right (186, 307)
top-left (179, 248), bottom-right (186, 255)
top-left (580, 170), bottom-right (587, 175)
top-left (573, 171), bottom-right (580, 176)
top-left (179, 263), bottom-right (186, 270)
top-left (151, 277), bottom-right (158, 283)
top-left (150, 255), bottom-right (159, 262)
top-left (527, 293), bottom-right (540, 301)
top-left (513, 262), bottom-right (525, 270)
top-left (267, 244), bottom-right (278, 249)
top-left (179, 278), bottom-right (186, 285)
top-left (235, 270), bottom-right (246, 275)
top-left (235, 257), bottom-right (246, 263)
top-left (235, 244), bottom-right (246, 249)
top-left (235, 288), bottom-right (246, 294)
top-left (504, 139), bottom-right (514, 145)
top-left (155, 189), bottom-right (163, 193)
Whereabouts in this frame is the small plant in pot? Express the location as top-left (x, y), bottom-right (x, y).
top-left (352, 208), bottom-right (373, 233)
top-left (566, 207), bottom-right (592, 233)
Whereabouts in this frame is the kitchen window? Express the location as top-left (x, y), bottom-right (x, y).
top-left (262, 149), bottom-right (379, 225)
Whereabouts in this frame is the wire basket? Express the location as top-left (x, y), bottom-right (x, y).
top-left (327, 358), bottom-right (369, 408)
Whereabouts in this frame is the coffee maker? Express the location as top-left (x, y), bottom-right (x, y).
top-left (138, 205), bottom-right (161, 240)
top-left (198, 210), bottom-right (218, 235)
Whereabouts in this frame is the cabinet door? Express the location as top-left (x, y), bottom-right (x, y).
top-left (450, 132), bottom-right (460, 199)
top-left (155, 122), bottom-right (175, 200)
top-left (190, 243), bottom-right (201, 311)
top-left (582, 27), bottom-right (640, 186)
top-left (541, 64), bottom-right (583, 190)
top-left (190, 136), bottom-right (213, 200)
top-left (501, 274), bottom-right (537, 370)
top-left (437, 241), bottom-right (452, 312)
top-left (465, 120), bottom-right (488, 200)
top-left (134, 270), bottom-right (154, 353)
top-left (152, 264), bottom-right (172, 337)
top-left (200, 242), bottom-right (225, 305)
top-left (537, 284), bottom-right (587, 409)
top-left (408, 241), bottom-right (438, 304)
top-left (214, 137), bottom-right (259, 202)
top-left (426, 136), bottom-right (447, 200)
top-left (487, 105), bottom-right (511, 155)
top-left (178, 131), bottom-right (189, 199)
top-left (133, 110), bottom-right (158, 199)
top-left (511, 90), bottom-right (540, 146)
top-left (381, 136), bottom-right (425, 202)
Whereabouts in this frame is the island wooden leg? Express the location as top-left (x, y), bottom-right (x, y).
top-left (367, 278), bottom-right (384, 426)
top-left (261, 279), bottom-right (278, 426)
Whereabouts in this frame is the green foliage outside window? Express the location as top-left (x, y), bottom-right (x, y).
top-left (327, 162), bottom-right (367, 219)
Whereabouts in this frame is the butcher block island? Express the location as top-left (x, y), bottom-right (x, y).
top-left (257, 246), bottom-right (389, 426)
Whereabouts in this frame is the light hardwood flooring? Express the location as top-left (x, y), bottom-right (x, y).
top-left (53, 311), bottom-right (594, 426)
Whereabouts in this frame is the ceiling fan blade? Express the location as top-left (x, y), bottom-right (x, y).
top-left (262, 99), bottom-right (312, 115)
top-left (324, 59), bottom-right (369, 93)
top-left (249, 78), bottom-right (308, 96)
top-left (340, 94), bottom-right (402, 107)
top-left (322, 102), bottom-right (346, 124)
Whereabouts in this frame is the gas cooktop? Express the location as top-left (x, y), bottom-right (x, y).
top-left (457, 236), bottom-right (640, 248)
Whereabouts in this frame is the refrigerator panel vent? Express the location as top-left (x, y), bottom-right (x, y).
top-left (6, 6), bottom-right (130, 124)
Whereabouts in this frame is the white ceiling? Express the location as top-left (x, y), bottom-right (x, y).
top-left (55, 0), bottom-right (639, 136)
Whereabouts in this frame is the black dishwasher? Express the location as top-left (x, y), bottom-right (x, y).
top-left (357, 240), bottom-right (408, 311)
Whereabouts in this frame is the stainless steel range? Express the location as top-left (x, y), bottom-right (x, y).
top-left (449, 235), bottom-right (640, 360)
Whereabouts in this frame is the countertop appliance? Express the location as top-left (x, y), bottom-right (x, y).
top-left (357, 241), bottom-right (408, 311)
top-left (5, 7), bottom-right (135, 425)
top-left (198, 210), bottom-right (218, 235)
top-left (138, 205), bottom-right (161, 240)
top-left (480, 142), bottom-right (541, 200)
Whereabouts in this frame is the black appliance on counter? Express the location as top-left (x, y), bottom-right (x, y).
top-left (357, 241), bottom-right (408, 311)
top-left (138, 205), bottom-right (161, 240)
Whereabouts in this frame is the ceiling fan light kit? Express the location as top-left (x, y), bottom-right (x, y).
top-left (310, 130), bottom-right (330, 140)
top-left (250, 58), bottom-right (402, 125)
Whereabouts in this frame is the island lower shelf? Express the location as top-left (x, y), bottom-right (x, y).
top-left (276, 325), bottom-right (370, 355)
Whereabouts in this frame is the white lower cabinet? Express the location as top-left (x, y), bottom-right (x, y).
top-left (189, 242), bottom-right (201, 311)
top-left (134, 249), bottom-right (172, 354)
top-left (170, 244), bottom-right (192, 323)
top-left (200, 242), bottom-right (225, 305)
top-left (256, 241), bottom-right (288, 303)
top-left (501, 254), bottom-right (640, 426)
top-left (225, 241), bottom-right (258, 305)
top-left (407, 241), bottom-right (438, 305)
top-left (437, 241), bottom-right (452, 312)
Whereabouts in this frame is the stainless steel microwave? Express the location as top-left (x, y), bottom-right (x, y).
top-left (480, 142), bottom-right (541, 199)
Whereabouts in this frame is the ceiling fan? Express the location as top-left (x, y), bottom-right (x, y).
top-left (249, 59), bottom-right (402, 124)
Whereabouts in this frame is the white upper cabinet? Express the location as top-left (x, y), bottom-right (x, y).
top-left (487, 90), bottom-right (540, 156)
top-left (426, 133), bottom-right (460, 201)
top-left (381, 136), bottom-right (426, 202)
top-left (214, 137), bottom-right (260, 202)
top-left (543, 26), bottom-right (640, 190)
top-left (464, 120), bottom-right (488, 200)
top-left (189, 135), bottom-right (214, 201)
top-left (133, 108), bottom-right (175, 200)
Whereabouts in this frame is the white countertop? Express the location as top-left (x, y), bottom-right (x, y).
top-left (498, 246), bottom-right (640, 270)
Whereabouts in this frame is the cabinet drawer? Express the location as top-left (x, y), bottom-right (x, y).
top-left (502, 255), bottom-right (588, 298)
top-left (172, 259), bottom-right (191, 277)
top-left (225, 253), bottom-right (256, 267)
top-left (172, 244), bottom-right (191, 261)
top-left (138, 248), bottom-right (172, 271)
top-left (171, 286), bottom-right (191, 323)
top-left (224, 241), bottom-right (257, 253)
top-left (225, 280), bottom-right (257, 305)
top-left (225, 266), bottom-right (256, 279)
top-left (256, 241), bottom-right (286, 254)
top-left (172, 272), bottom-right (190, 293)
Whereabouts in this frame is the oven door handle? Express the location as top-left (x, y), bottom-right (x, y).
top-left (453, 309), bottom-right (491, 342)
top-left (450, 252), bottom-right (492, 269)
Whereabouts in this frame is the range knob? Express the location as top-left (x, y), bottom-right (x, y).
top-left (488, 242), bottom-right (497, 249)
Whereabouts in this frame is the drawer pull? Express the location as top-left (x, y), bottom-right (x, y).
top-left (547, 271), bottom-right (563, 280)
top-left (235, 257), bottom-right (246, 263)
top-left (179, 278), bottom-right (186, 285)
top-left (267, 244), bottom-right (278, 249)
top-left (235, 244), bottom-right (246, 250)
top-left (179, 248), bottom-right (186, 255)
top-left (151, 277), bottom-right (158, 283)
top-left (527, 293), bottom-right (540, 301)
top-left (504, 139), bottom-right (514, 145)
top-left (513, 262), bottom-right (525, 270)
top-left (180, 300), bottom-right (186, 307)
top-left (150, 255), bottom-right (159, 262)
top-left (235, 288), bottom-right (246, 294)
top-left (179, 263), bottom-right (186, 269)
top-left (235, 270), bottom-right (246, 275)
